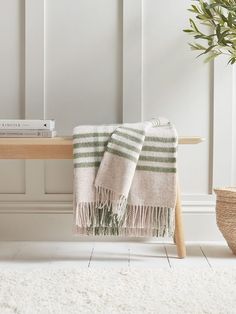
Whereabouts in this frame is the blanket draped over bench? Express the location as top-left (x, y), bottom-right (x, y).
top-left (73, 118), bottom-right (178, 237)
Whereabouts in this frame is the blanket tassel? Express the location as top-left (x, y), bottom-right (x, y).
top-left (73, 201), bottom-right (175, 238)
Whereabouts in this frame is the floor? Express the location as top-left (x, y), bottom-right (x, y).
top-left (0, 241), bottom-right (235, 269)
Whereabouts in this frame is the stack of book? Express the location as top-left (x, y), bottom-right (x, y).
top-left (0, 119), bottom-right (56, 138)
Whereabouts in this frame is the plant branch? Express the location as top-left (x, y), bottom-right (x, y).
top-left (183, 0), bottom-right (236, 64)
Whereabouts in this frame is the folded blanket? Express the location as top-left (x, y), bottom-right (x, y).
top-left (73, 118), bottom-right (178, 237)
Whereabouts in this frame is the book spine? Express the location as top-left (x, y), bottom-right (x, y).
top-left (0, 120), bottom-right (55, 130)
top-left (0, 130), bottom-right (56, 138)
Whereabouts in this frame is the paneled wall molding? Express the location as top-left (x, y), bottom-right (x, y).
top-left (0, 199), bottom-right (215, 214)
top-left (182, 193), bottom-right (215, 204)
top-left (0, 193), bottom-right (215, 204)
top-left (213, 57), bottom-right (235, 188)
top-left (0, 201), bottom-right (72, 214)
top-left (25, 0), bottom-right (46, 198)
top-left (123, 0), bottom-right (143, 122)
top-left (25, 0), bottom-right (45, 118)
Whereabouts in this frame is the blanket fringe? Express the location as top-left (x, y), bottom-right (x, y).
top-left (95, 186), bottom-right (127, 218)
top-left (73, 202), bottom-right (175, 237)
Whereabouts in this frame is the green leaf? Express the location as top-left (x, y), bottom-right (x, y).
top-left (227, 57), bottom-right (236, 64)
top-left (197, 45), bottom-right (217, 58)
top-left (205, 44), bottom-right (217, 54)
top-left (191, 5), bottom-right (201, 13)
top-left (220, 13), bottom-right (228, 23)
top-left (228, 12), bottom-right (233, 27)
top-left (188, 5), bottom-right (201, 14)
top-left (189, 43), bottom-right (206, 50)
top-left (183, 29), bottom-right (194, 33)
top-left (216, 24), bottom-right (221, 41)
top-left (202, 2), bottom-right (213, 18)
top-left (190, 18), bottom-right (200, 33)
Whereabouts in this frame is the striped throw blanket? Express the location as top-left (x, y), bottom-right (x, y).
top-left (73, 118), bottom-right (178, 237)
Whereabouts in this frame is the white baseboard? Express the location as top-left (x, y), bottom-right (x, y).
top-left (0, 202), bottom-right (223, 241)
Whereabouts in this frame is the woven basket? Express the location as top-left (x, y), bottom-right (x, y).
top-left (214, 187), bottom-right (236, 255)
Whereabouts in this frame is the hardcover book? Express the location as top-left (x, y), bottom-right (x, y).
top-left (0, 119), bottom-right (55, 130)
top-left (0, 130), bottom-right (57, 138)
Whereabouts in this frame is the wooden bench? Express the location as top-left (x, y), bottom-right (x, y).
top-left (0, 136), bottom-right (204, 258)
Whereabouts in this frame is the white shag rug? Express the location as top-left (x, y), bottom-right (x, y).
top-left (0, 267), bottom-right (236, 314)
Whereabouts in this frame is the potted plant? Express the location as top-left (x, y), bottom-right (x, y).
top-left (184, 0), bottom-right (236, 64)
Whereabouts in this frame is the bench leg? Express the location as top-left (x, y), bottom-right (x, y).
top-left (174, 182), bottom-right (186, 258)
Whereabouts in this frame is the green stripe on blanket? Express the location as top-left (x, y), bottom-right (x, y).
top-left (74, 161), bottom-right (101, 168)
top-left (73, 133), bottom-right (175, 144)
top-left (142, 146), bottom-right (176, 153)
top-left (145, 136), bottom-right (177, 143)
top-left (73, 132), bottom-right (111, 138)
top-left (74, 153), bottom-right (175, 163)
top-left (73, 162), bottom-right (176, 172)
top-left (136, 165), bottom-right (176, 173)
top-left (106, 147), bottom-right (138, 163)
top-left (73, 151), bottom-right (104, 158)
top-left (108, 138), bottom-right (141, 153)
top-left (73, 141), bottom-right (107, 148)
top-left (121, 126), bottom-right (145, 135)
top-left (114, 130), bottom-right (143, 144)
top-left (139, 156), bottom-right (176, 162)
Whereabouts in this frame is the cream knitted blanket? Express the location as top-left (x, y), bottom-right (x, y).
top-left (73, 118), bottom-right (178, 237)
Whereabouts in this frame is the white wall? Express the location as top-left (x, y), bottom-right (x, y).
top-left (0, 0), bottom-right (235, 241)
